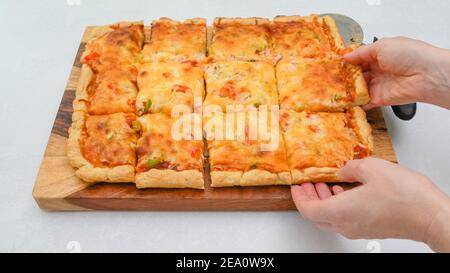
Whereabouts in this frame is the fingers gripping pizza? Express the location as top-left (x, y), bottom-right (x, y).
top-left (68, 16), bottom-right (374, 188)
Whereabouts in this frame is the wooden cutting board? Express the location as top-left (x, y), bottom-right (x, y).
top-left (32, 26), bottom-right (397, 211)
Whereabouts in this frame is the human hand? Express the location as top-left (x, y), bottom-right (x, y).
top-left (291, 158), bottom-right (450, 252)
top-left (344, 37), bottom-right (450, 109)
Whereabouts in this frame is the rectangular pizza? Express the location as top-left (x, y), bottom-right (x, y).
top-left (271, 15), bottom-right (347, 60)
top-left (67, 16), bottom-right (374, 188)
top-left (276, 57), bottom-right (369, 112)
top-left (67, 112), bottom-right (138, 183)
top-left (280, 107), bottom-right (373, 184)
top-left (204, 111), bottom-right (291, 187)
top-left (142, 18), bottom-right (207, 62)
top-left (136, 61), bottom-right (204, 115)
top-left (135, 113), bottom-right (204, 189)
top-left (209, 17), bottom-right (277, 63)
top-left (203, 61), bottom-right (279, 111)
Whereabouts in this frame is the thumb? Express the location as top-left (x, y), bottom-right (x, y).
top-left (344, 43), bottom-right (379, 65)
top-left (338, 159), bottom-right (372, 183)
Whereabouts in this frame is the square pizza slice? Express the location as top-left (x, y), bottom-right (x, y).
top-left (81, 21), bottom-right (145, 68)
top-left (276, 57), bottom-right (369, 112)
top-left (210, 17), bottom-right (277, 63)
top-left (67, 112), bottom-right (138, 183)
top-left (204, 111), bottom-right (291, 187)
top-left (142, 18), bottom-right (207, 62)
top-left (135, 113), bottom-right (204, 189)
top-left (280, 107), bottom-right (373, 184)
top-left (204, 61), bottom-right (279, 111)
top-left (136, 61), bottom-right (204, 115)
top-left (73, 63), bottom-right (138, 114)
top-left (271, 15), bottom-right (347, 60)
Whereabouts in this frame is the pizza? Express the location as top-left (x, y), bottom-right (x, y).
top-left (142, 18), bottom-right (207, 62)
top-left (271, 15), bottom-right (347, 60)
top-left (204, 111), bottom-right (291, 187)
top-left (74, 63), bottom-right (138, 114)
top-left (209, 17), bottom-right (277, 63)
top-left (68, 112), bottom-right (137, 183)
top-left (135, 113), bottom-right (204, 189)
top-left (203, 61), bottom-right (279, 111)
top-left (276, 57), bottom-right (369, 112)
top-left (68, 16), bottom-right (374, 189)
top-left (81, 21), bottom-right (145, 68)
top-left (136, 61), bottom-right (204, 115)
top-left (280, 107), bottom-right (373, 183)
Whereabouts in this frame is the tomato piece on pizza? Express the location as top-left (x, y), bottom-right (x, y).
top-left (204, 111), bottom-right (291, 187)
top-left (204, 61), bottom-right (279, 111)
top-left (81, 21), bottom-right (145, 67)
top-left (276, 57), bottom-right (369, 112)
top-left (135, 113), bottom-right (204, 189)
top-left (67, 112), bottom-right (138, 183)
top-left (142, 18), bottom-right (207, 62)
top-left (210, 17), bottom-right (276, 63)
top-left (136, 61), bottom-right (204, 115)
top-left (271, 15), bottom-right (347, 60)
top-left (280, 107), bottom-right (373, 184)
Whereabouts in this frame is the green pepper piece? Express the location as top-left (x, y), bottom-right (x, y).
top-left (147, 159), bottom-right (161, 169)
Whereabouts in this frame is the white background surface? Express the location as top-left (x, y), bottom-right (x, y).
top-left (0, 0), bottom-right (449, 253)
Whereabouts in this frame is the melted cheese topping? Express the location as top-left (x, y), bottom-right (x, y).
top-left (136, 62), bottom-right (204, 115)
top-left (83, 24), bottom-right (144, 67)
top-left (204, 61), bottom-right (278, 110)
top-left (276, 57), bottom-right (356, 112)
top-left (210, 18), bottom-right (274, 62)
top-left (142, 18), bottom-right (207, 62)
top-left (136, 113), bottom-right (204, 173)
top-left (205, 111), bottom-right (289, 173)
top-left (80, 113), bottom-right (137, 168)
top-left (87, 64), bottom-right (138, 114)
top-left (271, 16), bottom-right (338, 59)
top-left (281, 110), bottom-right (366, 169)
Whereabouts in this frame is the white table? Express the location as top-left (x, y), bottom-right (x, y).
top-left (1, 0), bottom-right (449, 253)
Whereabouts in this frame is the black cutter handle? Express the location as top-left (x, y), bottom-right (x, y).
top-left (373, 37), bottom-right (417, 121)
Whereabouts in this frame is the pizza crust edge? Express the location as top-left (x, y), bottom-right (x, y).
top-left (135, 169), bottom-right (204, 189)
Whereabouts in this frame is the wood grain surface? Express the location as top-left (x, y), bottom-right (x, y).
top-left (32, 26), bottom-right (397, 211)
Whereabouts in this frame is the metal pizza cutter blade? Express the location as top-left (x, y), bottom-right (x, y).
top-left (320, 13), bottom-right (417, 121)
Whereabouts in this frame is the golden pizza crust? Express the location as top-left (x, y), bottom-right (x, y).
top-left (211, 170), bottom-right (292, 187)
top-left (210, 171), bottom-right (242, 187)
top-left (241, 170), bottom-right (291, 186)
top-left (322, 16), bottom-right (346, 51)
top-left (291, 167), bottom-right (340, 184)
top-left (352, 66), bottom-right (371, 106)
top-left (135, 169), bottom-right (204, 189)
top-left (273, 15), bottom-right (304, 23)
top-left (72, 64), bottom-right (93, 112)
top-left (67, 111), bottom-right (135, 183)
top-left (350, 107), bottom-right (374, 152)
top-left (214, 17), bottom-right (270, 26)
